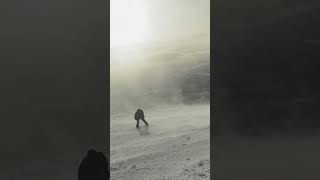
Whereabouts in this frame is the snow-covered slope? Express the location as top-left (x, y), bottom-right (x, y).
top-left (110, 104), bottom-right (210, 180)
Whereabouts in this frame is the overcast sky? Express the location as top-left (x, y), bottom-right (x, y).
top-left (111, 0), bottom-right (210, 47)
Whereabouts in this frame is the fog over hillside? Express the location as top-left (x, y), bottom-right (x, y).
top-left (110, 31), bottom-right (210, 180)
top-left (111, 34), bottom-right (210, 115)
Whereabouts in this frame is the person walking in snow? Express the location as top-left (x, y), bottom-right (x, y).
top-left (134, 108), bottom-right (149, 128)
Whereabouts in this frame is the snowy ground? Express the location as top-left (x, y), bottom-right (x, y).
top-left (110, 104), bottom-right (210, 180)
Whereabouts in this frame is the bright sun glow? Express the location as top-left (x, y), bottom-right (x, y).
top-left (111, 0), bottom-right (148, 48)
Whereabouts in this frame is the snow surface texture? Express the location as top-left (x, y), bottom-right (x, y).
top-left (110, 104), bottom-right (210, 180)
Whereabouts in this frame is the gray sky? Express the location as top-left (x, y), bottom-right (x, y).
top-left (111, 0), bottom-right (210, 47)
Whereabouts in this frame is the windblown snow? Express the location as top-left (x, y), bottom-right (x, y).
top-left (110, 104), bottom-right (210, 180)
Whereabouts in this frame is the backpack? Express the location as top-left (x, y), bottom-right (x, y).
top-left (134, 109), bottom-right (144, 120)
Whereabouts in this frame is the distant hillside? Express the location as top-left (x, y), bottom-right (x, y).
top-left (111, 34), bottom-right (210, 114)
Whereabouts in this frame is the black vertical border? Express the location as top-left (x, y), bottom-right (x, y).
top-left (106, 0), bottom-right (110, 167)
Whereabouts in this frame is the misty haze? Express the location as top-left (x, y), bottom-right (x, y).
top-left (110, 0), bottom-right (210, 179)
top-left (110, 37), bottom-right (210, 180)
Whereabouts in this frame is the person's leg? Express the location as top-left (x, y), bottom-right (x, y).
top-left (142, 118), bottom-right (149, 126)
top-left (136, 119), bottom-right (140, 128)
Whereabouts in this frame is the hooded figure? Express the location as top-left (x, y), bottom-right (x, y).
top-left (134, 109), bottom-right (149, 128)
top-left (78, 149), bottom-right (109, 180)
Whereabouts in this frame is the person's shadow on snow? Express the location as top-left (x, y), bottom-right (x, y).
top-left (137, 126), bottom-right (151, 136)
